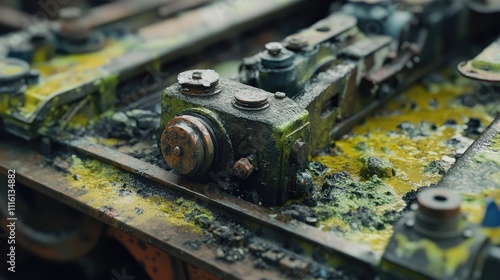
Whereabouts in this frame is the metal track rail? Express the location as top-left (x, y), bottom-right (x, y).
top-left (0, 133), bottom-right (378, 279)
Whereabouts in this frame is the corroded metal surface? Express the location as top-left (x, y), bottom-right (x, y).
top-left (438, 117), bottom-right (500, 193)
top-left (60, 137), bottom-right (379, 273)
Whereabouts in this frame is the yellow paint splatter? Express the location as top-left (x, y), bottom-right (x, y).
top-left (313, 78), bottom-right (496, 252)
top-left (67, 155), bottom-right (212, 232)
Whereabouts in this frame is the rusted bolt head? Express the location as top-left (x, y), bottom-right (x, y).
top-left (232, 158), bottom-right (254, 180)
top-left (233, 89), bottom-right (270, 111)
top-left (265, 42), bottom-right (284, 56)
top-left (177, 69), bottom-right (221, 96)
top-left (161, 115), bottom-right (215, 176)
top-left (291, 140), bottom-right (309, 165)
top-left (417, 188), bottom-right (461, 220)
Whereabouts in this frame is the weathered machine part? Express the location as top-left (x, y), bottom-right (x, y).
top-left (240, 12), bottom-right (397, 154)
top-left (160, 69), bottom-right (311, 205)
top-left (0, 57), bottom-right (30, 95)
top-left (53, 7), bottom-right (106, 54)
top-left (458, 37), bottom-right (500, 83)
top-left (339, 0), bottom-right (413, 49)
top-left (381, 188), bottom-right (490, 280)
top-left (0, 0), bottom-right (310, 141)
top-left (240, 13), bottom-right (359, 97)
top-left (403, 0), bottom-right (468, 65)
top-left (0, 57), bottom-right (39, 111)
top-left (466, 0), bottom-right (500, 39)
top-left (0, 178), bottom-right (103, 261)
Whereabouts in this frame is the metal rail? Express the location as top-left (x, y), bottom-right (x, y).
top-left (0, 134), bottom-right (378, 279)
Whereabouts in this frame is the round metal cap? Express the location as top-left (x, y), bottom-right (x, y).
top-left (177, 69), bottom-right (221, 96)
top-left (160, 115), bottom-right (215, 176)
top-left (233, 90), bottom-right (270, 111)
top-left (417, 188), bottom-right (461, 220)
top-left (0, 58), bottom-right (29, 83)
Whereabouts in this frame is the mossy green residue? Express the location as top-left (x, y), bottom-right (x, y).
top-left (490, 134), bottom-right (500, 152)
top-left (67, 155), bottom-right (211, 232)
top-left (312, 77), bottom-right (495, 252)
top-left (471, 60), bottom-right (500, 72)
top-left (473, 151), bottom-right (500, 165)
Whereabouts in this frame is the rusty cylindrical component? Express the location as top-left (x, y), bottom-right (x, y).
top-left (160, 114), bottom-right (217, 176)
top-left (414, 188), bottom-right (463, 238)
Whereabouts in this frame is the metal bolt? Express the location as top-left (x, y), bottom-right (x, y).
top-left (233, 89), bottom-right (270, 111)
top-left (274, 92), bottom-right (286, 99)
top-left (285, 35), bottom-right (308, 50)
top-left (177, 69), bottom-right (221, 96)
top-left (232, 158), bottom-right (254, 180)
top-left (291, 140), bottom-right (309, 165)
top-left (265, 42), bottom-right (283, 56)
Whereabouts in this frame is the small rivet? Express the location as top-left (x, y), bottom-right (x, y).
top-left (274, 92), bottom-right (286, 99)
top-left (265, 42), bottom-right (283, 56)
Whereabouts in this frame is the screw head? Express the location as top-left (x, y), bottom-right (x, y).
top-left (233, 89), bottom-right (270, 111)
top-left (285, 35), bottom-right (308, 50)
top-left (274, 92), bottom-right (286, 99)
top-left (232, 158), bottom-right (254, 180)
top-left (265, 42), bottom-right (284, 56)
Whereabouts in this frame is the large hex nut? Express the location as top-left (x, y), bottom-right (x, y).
top-left (161, 115), bottom-right (215, 176)
top-left (291, 139), bottom-right (309, 165)
top-left (232, 158), bottom-right (254, 180)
